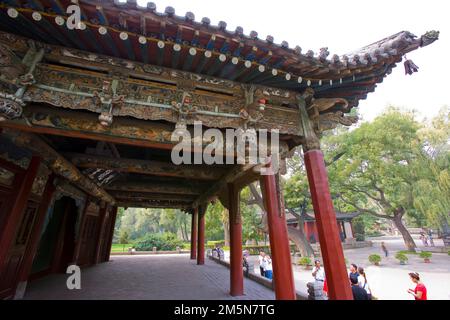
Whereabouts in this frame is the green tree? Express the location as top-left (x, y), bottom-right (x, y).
top-left (205, 202), bottom-right (226, 241)
top-left (412, 106), bottom-right (450, 229)
top-left (119, 230), bottom-right (130, 251)
top-left (326, 108), bottom-right (442, 251)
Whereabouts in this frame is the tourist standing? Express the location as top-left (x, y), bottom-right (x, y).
top-left (407, 272), bottom-right (428, 300)
top-left (350, 276), bottom-right (369, 300)
top-left (357, 267), bottom-right (372, 300)
top-left (312, 260), bottom-right (326, 300)
top-left (349, 263), bottom-right (360, 284)
top-left (264, 255), bottom-right (273, 280)
top-left (243, 256), bottom-right (250, 277)
top-left (258, 251), bottom-right (266, 276)
top-left (381, 241), bottom-right (389, 257)
top-left (420, 232), bottom-right (429, 247)
top-left (428, 229), bottom-right (435, 247)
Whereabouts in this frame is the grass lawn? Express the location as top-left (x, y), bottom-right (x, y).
top-left (111, 243), bottom-right (134, 253)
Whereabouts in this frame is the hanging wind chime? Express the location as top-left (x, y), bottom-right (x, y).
top-left (403, 55), bottom-right (419, 75)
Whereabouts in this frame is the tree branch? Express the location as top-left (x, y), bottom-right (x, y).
top-left (339, 194), bottom-right (393, 220)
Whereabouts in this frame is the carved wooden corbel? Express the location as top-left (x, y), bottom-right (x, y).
top-left (318, 111), bottom-right (358, 131)
top-left (172, 91), bottom-right (198, 123)
top-left (95, 79), bottom-right (125, 126)
top-left (297, 90), bottom-right (321, 152)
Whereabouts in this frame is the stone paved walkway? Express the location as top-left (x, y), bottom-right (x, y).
top-left (244, 235), bottom-right (450, 300)
top-left (24, 254), bottom-right (275, 300)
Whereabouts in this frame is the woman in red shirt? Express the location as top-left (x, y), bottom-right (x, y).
top-left (407, 272), bottom-right (427, 300)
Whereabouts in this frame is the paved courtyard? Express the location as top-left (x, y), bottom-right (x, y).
top-left (243, 235), bottom-right (450, 300)
top-left (24, 254), bottom-right (275, 300)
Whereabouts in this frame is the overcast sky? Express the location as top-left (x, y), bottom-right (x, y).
top-left (135, 0), bottom-right (449, 122)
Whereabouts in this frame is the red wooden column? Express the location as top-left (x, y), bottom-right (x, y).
top-left (0, 156), bottom-right (41, 271)
top-left (197, 205), bottom-right (206, 265)
top-left (260, 162), bottom-right (296, 300)
top-left (228, 183), bottom-right (244, 296)
top-left (103, 206), bottom-right (118, 262)
top-left (94, 203), bottom-right (108, 264)
top-left (14, 174), bottom-right (56, 298)
top-left (190, 208), bottom-right (198, 260)
top-left (304, 150), bottom-right (353, 300)
top-left (72, 198), bottom-right (90, 264)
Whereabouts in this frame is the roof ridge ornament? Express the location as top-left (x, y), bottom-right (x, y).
top-left (420, 30), bottom-right (439, 47)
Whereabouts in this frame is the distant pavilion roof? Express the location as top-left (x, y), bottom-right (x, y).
top-left (0, 0), bottom-right (439, 112)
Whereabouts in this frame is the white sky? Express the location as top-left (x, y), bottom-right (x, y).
top-left (135, 0), bottom-right (449, 122)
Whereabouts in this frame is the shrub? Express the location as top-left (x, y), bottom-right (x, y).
top-left (134, 232), bottom-right (184, 251)
top-left (299, 257), bottom-right (312, 266)
top-left (353, 216), bottom-right (365, 241)
top-left (395, 252), bottom-right (408, 263)
top-left (368, 254), bottom-right (381, 265)
top-left (397, 250), bottom-right (418, 255)
top-left (419, 251), bottom-right (432, 259)
top-left (365, 230), bottom-right (384, 237)
top-left (207, 240), bottom-right (225, 247)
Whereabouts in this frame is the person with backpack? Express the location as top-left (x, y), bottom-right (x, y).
top-left (357, 267), bottom-right (372, 299)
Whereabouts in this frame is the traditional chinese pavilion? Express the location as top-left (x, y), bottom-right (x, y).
top-left (0, 0), bottom-right (438, 300)
top-left (286, 211), bottom-right (359, 243)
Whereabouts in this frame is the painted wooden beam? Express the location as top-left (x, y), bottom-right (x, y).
top-left (117, 201), bottom-right (192, 209)
top-left (2, 129), bottom-right (116, 204)
top-left (195, 50), bottom-right (212, 74)
top-left (110, 191), bottom-right (196, 202)
top-left (106, 180), bottom-right (203, 196)
top-left (192, 164), bottom-right (257, 209)
top-left (0, 105), bottom-right (176, 151)
top-left (65, 152), bottom-right (227, 180)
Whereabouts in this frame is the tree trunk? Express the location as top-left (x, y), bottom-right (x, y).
top-left (223, 209), bottom-right (230, 246)
top-left (392, 208), bottom-right (417, 251)
top-left (249, 183), bottom-right (314, 257)
top-left (287, 225), bottom-right (315, 257)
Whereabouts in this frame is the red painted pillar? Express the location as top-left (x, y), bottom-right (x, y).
top-left (103, 206), bottom-right (118, 262)
top-left (197, 206), bottom-right (205, 265)
top-left (94, 204), bottom-right (108, 264)
top-left (304, 222), bottom-right (309, 241)
top-left (14, 174), bottom-right (56, 299)
top-left (17, 175), bottom-right (56, 282)
top-left (72, 198), bottom-right (90, 264)
top-left (228, 183), bottom-right (244, 296)
top-left (260, 163), bottom-right (296, 300)
top-left (190, 208), bottom-right (198, 260)
top-left (304, 150), bottom-right (353, 300)
top-left (0, 156), bottom-right (41, 271)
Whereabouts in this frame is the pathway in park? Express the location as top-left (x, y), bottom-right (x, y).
top-left (24, 254), bottom-right (275, 300)
top-left (245, 235), bottom-right (450, 300)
